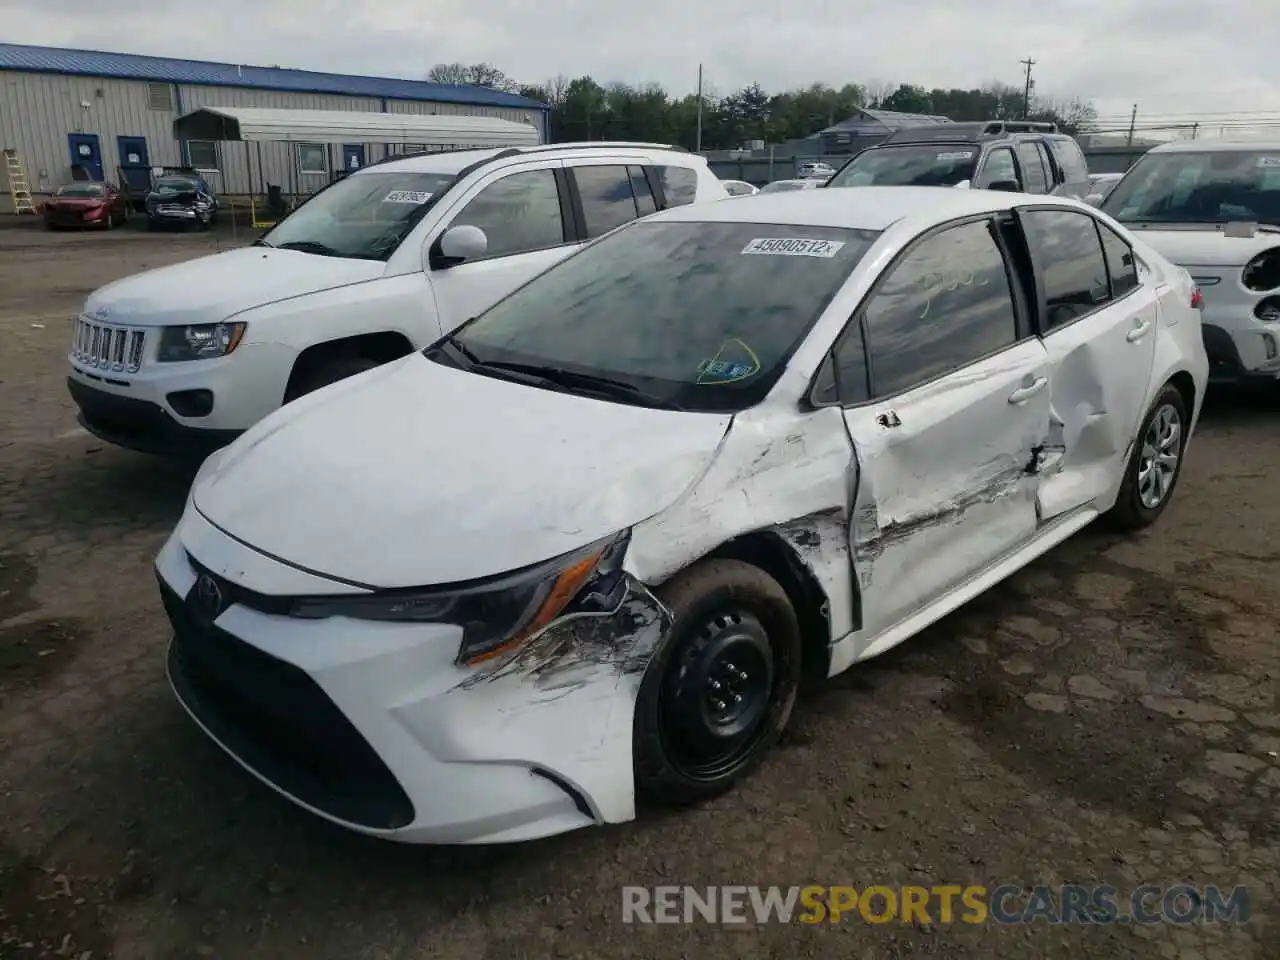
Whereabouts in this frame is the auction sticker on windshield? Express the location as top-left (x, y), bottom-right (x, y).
top-left (937, 151), bottom-right (976, 161)
top-left (741, 238), bottom-right (846, 258)
top-left (383, 190), bottom-right (434, 204)
top-left (1257, 158), bottom-right (1280, 167)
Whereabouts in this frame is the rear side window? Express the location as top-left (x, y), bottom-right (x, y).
top-left (574, 165), bottom-right (641, 238)
top-left (1020, 209), bottom-right (1112, 329)
top-left (655, 165), bottom-right (698, 206)
top-left (1016, 142), bottom-right (1049, 193)
top-left (1098, 221), bottom-right (1139, 297)
top-left (1049, 138), bottom-right (1089, 183)
top-left (861, 219), bottom-right (1019, 397)
top-left (629, 165), bottom-right (657, 216)
top-left (1035, 142), bottom-right (1057, 185)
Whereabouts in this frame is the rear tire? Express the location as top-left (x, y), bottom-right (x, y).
top-left (284, 355), bottom-right (382, 402)
top-left (633, 559), bottom-right (802, 807)
top-left (1105, 383), bottom-right (1188, 531)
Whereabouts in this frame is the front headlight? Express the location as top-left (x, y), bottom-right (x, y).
top-left (289, 530), bottom-right (632, 666)
top-left (157, 322), bottom-right (246, 362)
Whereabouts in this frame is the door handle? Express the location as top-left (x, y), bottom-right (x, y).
top-left (1008, 377), bottom-right (1048, 404)
top-left (1126, 320), bottom-right (1152, 343)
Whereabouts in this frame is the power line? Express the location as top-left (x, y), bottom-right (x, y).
top-left (1019, 57), bottom-right (1036, 119)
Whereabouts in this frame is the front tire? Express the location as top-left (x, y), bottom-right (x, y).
top-left (284, 355), bottom-right (381, 402)
top-left (1106, 383), bottom-right (1188, 530)
top-left (634, 559), bottom-right (802, 807)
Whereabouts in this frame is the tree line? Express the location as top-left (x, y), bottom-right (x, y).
top-left (426, 62), bottom-right (1098, 151)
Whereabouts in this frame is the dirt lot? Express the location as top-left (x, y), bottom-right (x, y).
top-left (0, 221), bottom-right (1276, 960)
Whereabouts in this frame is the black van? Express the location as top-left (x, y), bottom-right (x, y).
top-left (825, 120), bottom-right (1093, 199)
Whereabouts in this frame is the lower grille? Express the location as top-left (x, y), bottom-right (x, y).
top-left (160, 578), bottom-right (415, 830)
top-left (72, 317), bottom-right (146, 373)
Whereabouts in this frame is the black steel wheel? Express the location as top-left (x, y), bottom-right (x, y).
top-left (634, 559), bottom-right (801, 805)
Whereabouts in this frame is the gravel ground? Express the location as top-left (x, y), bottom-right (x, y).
top-left (0, 221), bottom-right (1276, 960)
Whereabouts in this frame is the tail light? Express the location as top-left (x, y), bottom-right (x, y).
top-left (1190, 287), bottom-right (1204, 310)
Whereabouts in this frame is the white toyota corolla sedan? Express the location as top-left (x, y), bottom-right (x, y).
top-left (157, 186), bottom-right (1208, 845)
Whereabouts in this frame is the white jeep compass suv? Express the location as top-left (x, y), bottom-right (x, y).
top-left (66, 142), bottom-right (727, 456)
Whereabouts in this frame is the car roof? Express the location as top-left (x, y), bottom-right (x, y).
top-left (655, 185), bottom-right (1082, 232)
top-left (358, 141), bottom-right (699, 177)
top-left (1148, 138), bottom-right (1280, 154)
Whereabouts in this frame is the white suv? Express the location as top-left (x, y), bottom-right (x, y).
top-left (66, 142), bottom-right (728, 456)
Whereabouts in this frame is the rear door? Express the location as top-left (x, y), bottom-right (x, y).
top-left (427, 162), bottom-right (580, 332)
top-left (826, 215), bottom-right (1051, 642)
top-left (1013, 206), bottom-right (1158, 519)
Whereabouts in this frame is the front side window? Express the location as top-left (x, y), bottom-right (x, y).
top-left (1020, 209), bottom-right (1112, 329)
top-left (262, 170), bottom-right (457, 261)
top-left (827, 144), bottom-right (979, 188)
top-left (447, 169), bottom-right (566, 258)
top-left (976, 148), bottom-right (1021, 189)
top-left (863, 219), bottom-right (1019, 397)
top-left (442, 221), bottom-right (880, 412)
top-left (1016, 142), bottom-right (1048, 192)
top-left (1101, 148), bottom-right (1280, 227)
top-left (574, 165), bottom-right (641, 238)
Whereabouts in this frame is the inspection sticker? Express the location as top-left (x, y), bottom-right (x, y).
top-left (741, 237), bottom-right (845, 258)
top-left (1257, 157), bottom-right (1280, 167)
top-left (383, 190), bottom-right (434, 204)
top-left (697, 359), bottom-right (756, 381)
top-left (937, 151), bottom-right (976, 161)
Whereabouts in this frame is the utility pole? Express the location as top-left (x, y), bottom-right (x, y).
top-left (1020, 57), bottom-right (1036, 119)
top-left (1126, 104), bottom-right (1137, 146)
top-left (695, 64), bottom-right (704, 154)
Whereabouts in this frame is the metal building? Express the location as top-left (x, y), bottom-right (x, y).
top-left (0, 42), bottom-right (550, 200)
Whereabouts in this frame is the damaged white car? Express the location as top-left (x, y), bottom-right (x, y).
top-left (157, 186), bottom-right (1208, 844)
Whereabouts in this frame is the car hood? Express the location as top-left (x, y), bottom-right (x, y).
top-left (192, 354), bottom-right (733, 588)
top-left (82, 247), bottom-right (385, 328)
top-left (1118, 224), bottom-right (1280, 267)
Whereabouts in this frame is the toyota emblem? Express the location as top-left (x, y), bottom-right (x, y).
top-left (195, 573), bottom-right (224, 619)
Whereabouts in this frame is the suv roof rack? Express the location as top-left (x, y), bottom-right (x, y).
top-left (982, 120), bottom-right (1058, 134)
top-left (365, 139), bottom-right (690, 172)
top-left (881, 119), bottom-right (1060, 145)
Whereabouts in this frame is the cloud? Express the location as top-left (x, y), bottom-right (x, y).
top-left (7, 0), bottom-right (1280, 127)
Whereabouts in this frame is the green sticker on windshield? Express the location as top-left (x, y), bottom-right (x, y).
top-left (696, 338), bottom-right (761, 384)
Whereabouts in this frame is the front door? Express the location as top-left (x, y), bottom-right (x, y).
top-left (428, 164), bottom-right (580, 332)
top-left (67, 133), bottom-right (103, 181)
top-left (1015, 206), bottom-right (1158, 519)
top-left (117, 136), bottom-right (149, 169)
top-left (342, 144), bottom-right (366, 172)
top-left (830, 216), bottom-right (1050, 642)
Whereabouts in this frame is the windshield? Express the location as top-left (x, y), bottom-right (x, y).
top-left (56, 184), bottom-right (104, 198)
top-left (262, 170), bottom-right (457, 261)
top-left (1102, 149), bottom-right (1280, 226)
top-left (438, 220), bottom-right (880, 413)
top-left (827, 143), bottom-right (979, 187)
top-left (760, 181), bottom-right (809, 193)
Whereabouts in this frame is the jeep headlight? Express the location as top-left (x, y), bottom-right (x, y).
top-left (157, 322), bottom-right (246, 362)
top-left (289, 530), bottom-right (632, 666)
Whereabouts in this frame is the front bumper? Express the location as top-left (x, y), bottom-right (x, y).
top-left (44, 209), bottom-right (107, 228)
top-left (67, 377), bottom-right (240, 457)
top-left (155, 510), bottom-right (671, 844)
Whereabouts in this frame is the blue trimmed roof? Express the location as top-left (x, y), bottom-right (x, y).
top-left (0, 42), bottom-right (548, 110)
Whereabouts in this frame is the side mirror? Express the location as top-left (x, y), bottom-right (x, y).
top-left (432, 224), bottom-right (488, 268)
top-left (986, 180), bottom-right (1020, 193)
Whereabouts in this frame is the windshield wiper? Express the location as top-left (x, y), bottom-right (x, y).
top-left (276, 240), bottom-right (342, 257)
top-left (252, 237), bottom-right (274, 248)
top-left (474, 361), bottom-right (685, 411)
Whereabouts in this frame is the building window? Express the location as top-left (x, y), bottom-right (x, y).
top-left (187, 140), bottom-right (219, 171)
top-left (297, 143), bottom-right (328, 175)
top-left (148, 83), bottom-right (173, 111)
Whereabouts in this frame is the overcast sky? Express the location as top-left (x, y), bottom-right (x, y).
top-left (9, 0), bottom-right (1280, 132)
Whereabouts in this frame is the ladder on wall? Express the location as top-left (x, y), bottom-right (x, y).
top-left (4, 149), bottom-right (37, 215)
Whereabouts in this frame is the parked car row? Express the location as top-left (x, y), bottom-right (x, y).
top-left (65, 138), bottom-right (1212, 847)
top-left (40, 171), bottom-right (219, 231)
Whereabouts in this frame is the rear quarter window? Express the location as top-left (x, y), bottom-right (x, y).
top-left (656, 165), bottom-right (699, 206)
top-left (1049, 138), bottom-right (1090, 183)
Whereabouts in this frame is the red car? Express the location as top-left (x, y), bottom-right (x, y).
top-left (42, 182), bottom-right (130, 230)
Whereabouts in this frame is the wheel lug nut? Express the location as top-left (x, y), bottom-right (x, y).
top-left (738, 672), bottom-right (747, 681)
top-left (710, 680), bottom-right (721, 690)
top-left (733, 693), bottom-right (742, 703)
top-left (714, 699), bottom-right (726, 711)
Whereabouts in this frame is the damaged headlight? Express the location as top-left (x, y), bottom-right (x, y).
top-left (289, 530), bottom-right (632, 666)
top-left (158, 322), bottom-right (246, 362)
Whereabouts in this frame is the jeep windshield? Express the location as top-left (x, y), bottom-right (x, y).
top-left (1102, 149), bottom-right (1280, 227)
top-left (826, 143), bottom-right (979, 188)
top-left (433, 219), bottom-right (880, 413)
top-left (261, 171), bottom-right (456, 261)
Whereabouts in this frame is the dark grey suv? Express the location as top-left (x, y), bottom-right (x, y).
top-left (824, 120), bottom-right (1093, 199)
